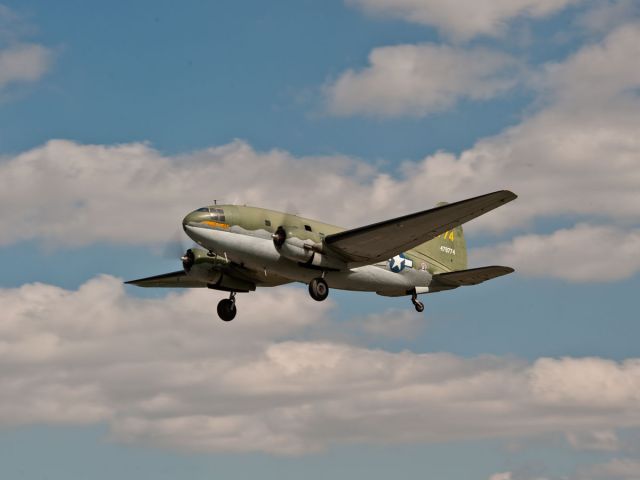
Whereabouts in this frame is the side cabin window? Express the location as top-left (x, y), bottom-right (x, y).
top-left (304, 225), bottom-right (312, 232)
top-left (211, 208), bottom-right (225, 223)
top-left (265, 220), bottom-right (272, 227)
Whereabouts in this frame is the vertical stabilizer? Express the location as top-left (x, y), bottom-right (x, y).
top-left (413, 202), bottom-right (468, 272)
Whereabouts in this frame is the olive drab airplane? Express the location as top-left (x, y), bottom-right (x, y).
top-left (126, 190), bottom-right (517, 321)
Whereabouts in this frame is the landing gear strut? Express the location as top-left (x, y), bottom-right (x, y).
top-left (309, 277), bottom-right (329, 301)
top-left (217, 292), bottom-right (237, 321)
top-left (411, 290), bottom-right (425, 313)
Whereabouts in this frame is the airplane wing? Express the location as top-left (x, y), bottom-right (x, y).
top-left (431, 266), bottom-right (514, 287)
top-left (323, 190), bottom-right (516, 264)
top-left (125, 271), bottom-right (207, 288)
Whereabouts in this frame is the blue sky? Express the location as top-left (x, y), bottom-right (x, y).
top-left (1, 1), bottom-right (640, 479)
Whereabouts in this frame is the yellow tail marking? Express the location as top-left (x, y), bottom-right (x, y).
top-left (440, 230), bottom-right (455, 241)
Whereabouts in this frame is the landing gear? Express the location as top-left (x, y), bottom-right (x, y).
top-left (411, 291), bottom-right (425, 313)
top-left (217, 292), bottom-right (237, 321)
top-left (308, 277), bottom-right (329, 301)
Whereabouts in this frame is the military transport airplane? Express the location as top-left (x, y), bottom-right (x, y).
top-left (126, 190), bottom-right (517, 321)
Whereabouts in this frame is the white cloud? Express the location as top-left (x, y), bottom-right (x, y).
top-left (320, 24), bottom-right (640, 244)
top-left (346, 0), bottom-right (583, 40)
top-left (488, 473), bottom-right (553, 480)
top-left (566, 429), bottom-right (620, 451)
top-left (1, 25), bottom-right (639, 282)
top-left (329, 6), bottom-right (640, 118)
top-left (325, 44), bottom-right (520, 117)
top-left (0, 42), bottom-right (52, 89)
top-left (2, 276), bottom-right (640, 454)
top-left (490, 473), bottom-right (513, 480)
top-left (356, 308), bottom-right (426, 339)
top-left (0, 6), bottom-right (53, 91)
top-left (0, 4), bottom-right (22, 40)
top-left (576, 0), bottom-right (640, 34)
top-left (530, 357), bottom-right (640, 409)
top-left (0, 139), bottom-right (382, 247)
top-left (539, 22), bottom-right (640, 105)
top-left (472, 225), bottom-right (640, 282)
top-left (583, 458), bottom-right (640, 479)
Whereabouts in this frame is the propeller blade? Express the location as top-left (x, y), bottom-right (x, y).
top-left (161, 230), bottom-right (190, 259)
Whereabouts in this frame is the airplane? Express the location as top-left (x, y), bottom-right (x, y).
top-left (126, 190), bottom-right (517, 321)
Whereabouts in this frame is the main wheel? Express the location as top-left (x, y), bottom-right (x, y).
top-left (217, 298), bottom-right (237, 321)
top-left (413, 300), bottom-right (425, 313)
top-left (308, 277), bottom-right (329, 301)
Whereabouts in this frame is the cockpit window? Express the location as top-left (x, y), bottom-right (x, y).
top-left (194, 206), bottom-right (226, 222)
top-left (211, 208), bottom-right (225, 222)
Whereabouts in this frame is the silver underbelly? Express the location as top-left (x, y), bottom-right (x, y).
top-left (184, 226), bottom-right (431, 293)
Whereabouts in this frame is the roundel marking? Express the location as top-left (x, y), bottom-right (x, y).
top-left (388, 253), bottom-right (413, 273)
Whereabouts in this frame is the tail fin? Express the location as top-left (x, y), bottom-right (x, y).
top-left (413, 202), bottom-right (468, 272)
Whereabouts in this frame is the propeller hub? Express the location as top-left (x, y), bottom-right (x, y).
top-left (182, 249), bottom-right (195, 272)
top-left (272, 226), bottom-right (286, 248)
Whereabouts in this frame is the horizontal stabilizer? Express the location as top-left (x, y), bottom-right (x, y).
top-left (125, 271), bottom-right (206, 288)
top-left (431, 266), bottom-right (514, 287)
top-left (324, 190), bottom-right (517, 265)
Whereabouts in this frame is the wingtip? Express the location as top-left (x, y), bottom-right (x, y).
top-left (502, 190), bottom-right (518, 201)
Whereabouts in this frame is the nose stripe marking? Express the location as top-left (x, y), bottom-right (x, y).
top-left (203, 221), bottom-right (230, 229)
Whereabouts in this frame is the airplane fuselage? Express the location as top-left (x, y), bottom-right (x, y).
top-left (128, 191), bottom-right (516, 321)
top-left (183, 205), bottom-right (433, 297)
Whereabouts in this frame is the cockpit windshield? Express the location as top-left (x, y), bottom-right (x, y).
top-left (193, 206), bottom-right (226, 222)
top-left (211, 208), bottom-right (225, 222)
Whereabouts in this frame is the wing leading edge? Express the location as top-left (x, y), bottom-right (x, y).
top-left (125, 269), bottom-right (258, 292)
top-left (324, 190), bottom-right (516, 264)
top-left (125, 271), bottom-right (207, 288)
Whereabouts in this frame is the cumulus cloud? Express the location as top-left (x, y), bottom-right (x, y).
top-left (325, 44), bottom-right (520, 117)
top-left (583, 458), bottom-right (640, 479)
top-left (0, 6), bottom-right (53, 92)
top-left (576, 0), bottom-right (640, 34)
top-left (346, 0), bottom-right (583, 40)
top-left (0, 139), bottom-right (383, 247)
top-left (539, 22), bottom-right (640, 105)
top-left (2, 277), bottom-right (640, 454)
top-left (0, 43), bottom-right (52, 89)
top-left (355, 308), bottom-right (426, 339)
top-left (1, 25), bottom-right (639, 281)
top-left (472, 225), bottom-right (640, 282)
top-left (566, 429), bottom-right (620, 451)
top-left (488, 473), bottom-right (553, 480)
top-left (490, 473), bottom-right (514, 480)
top-left (491, 455), bottom-right (640, 480)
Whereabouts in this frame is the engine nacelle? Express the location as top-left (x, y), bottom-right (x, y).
top-left (182, 248), bottom-right (229, 274)
top-left (278, 239), bottom-right (314, 263)
top-left (276, 237), bottom-right (346, 270)
top-left (181, 248), bottom-right (255, 291)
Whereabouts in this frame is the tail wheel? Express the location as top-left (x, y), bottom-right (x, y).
top-left (411, 289), bottom-right (425, 313)
top-left (309, 277), bottom-right (329, 301)
top-left (217, 298), bottom-right (237, 321)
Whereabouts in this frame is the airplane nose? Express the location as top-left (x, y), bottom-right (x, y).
top-left (182, 212), bottom-right (194, 230)
top-left (182, 211), bottom-right (208, 230)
